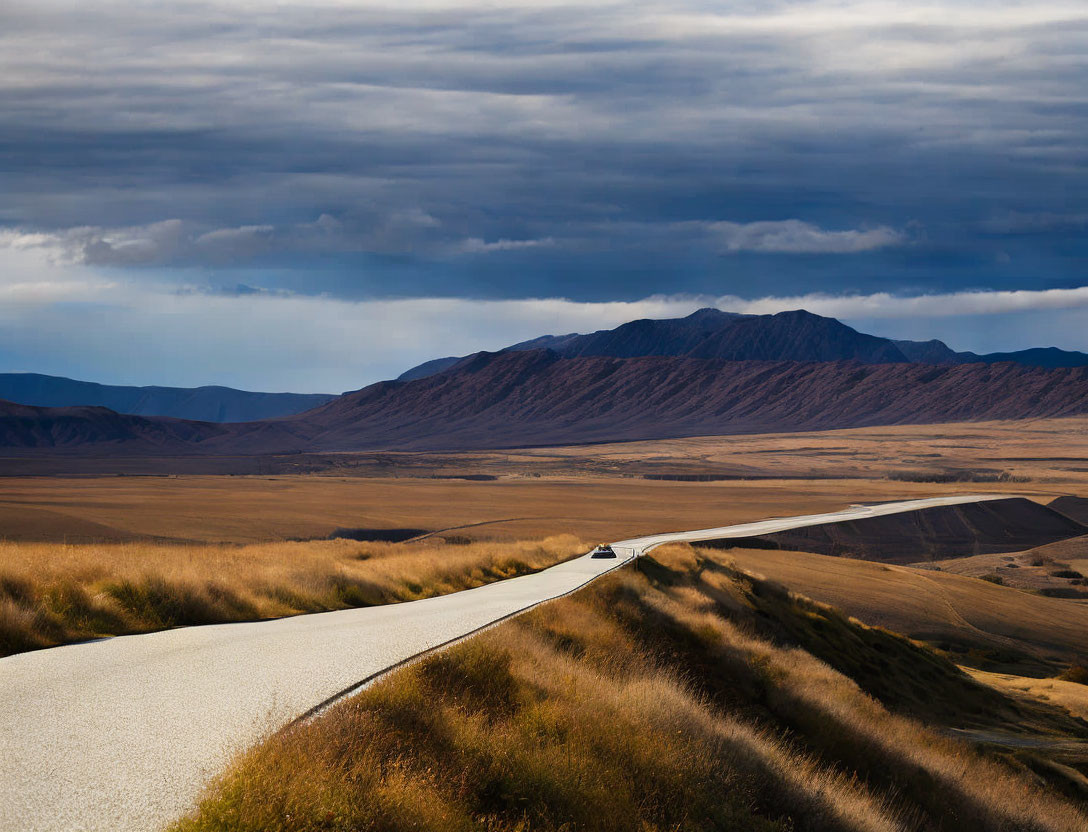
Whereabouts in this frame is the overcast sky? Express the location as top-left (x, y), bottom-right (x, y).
top-left (2, 0), bottom-right (1086, 391)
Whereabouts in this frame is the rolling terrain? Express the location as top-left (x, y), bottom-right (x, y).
top-left (719, 543), bottom-right (1088, 674)
top-left (702, 497), bottom-right (1086, 563)
top-left (170, 541), bottom-right (1088, 832)
top-left (913, 535), bottom-right (1088, 600)
top-left (16, 496), bottom-right (1081, 832)
top-left (0, 373), bottom-right (334, 421)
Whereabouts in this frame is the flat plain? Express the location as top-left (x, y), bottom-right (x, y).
top-left (0, 473), bottom-right (1068, 544)
top-left (1, 417), bottom-right (1087, 545)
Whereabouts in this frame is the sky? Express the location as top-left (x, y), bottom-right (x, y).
top-left (1, 0), bottom-right (1086, 392)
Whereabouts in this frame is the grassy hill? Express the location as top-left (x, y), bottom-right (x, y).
top-left (172, 545), bottom-right (1088, 832)
top-left (719, 544), bottom-right (1088, 675)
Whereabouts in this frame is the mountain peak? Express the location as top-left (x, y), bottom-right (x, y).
top-left (683, 307), bottom-right (743, 323)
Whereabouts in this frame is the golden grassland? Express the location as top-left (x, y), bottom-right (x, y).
top-left (171, 544), bottom-right (1088, 832)
top-left (915, 536), bottom-right (1088, 598)
top-left (0, 535), bottom-right (584, 656)
top-left (966, 668), bottom-right (1088, 721)
top-left (0, 473), bottom-right (1072, 546)
top-left (718, 545), bottom-right (1088, 674)
top-left (1, 417), bottom-right (1086, 547)
top-left (521, 416), bottom-right (1088, 483)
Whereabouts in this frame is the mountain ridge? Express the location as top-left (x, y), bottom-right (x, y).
top-left (299, 350), bottom-right (1088, 451)
top-left (9, 349), bottom-right (1088, 454)
top-left (0, 373), bottom-right (335, 422)
top-left (398, 307), bottom-right (1088, 381)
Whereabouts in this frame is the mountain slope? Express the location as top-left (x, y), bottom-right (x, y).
top-left (0, 373), bottom-right (335, 422)
top-left (556, 308), bottom-right (908, 362)
top-left (684, 309), bottom-right (908, 362)
top-left (8, 348), bottom-right (1088, 454)
top-left (399, 309), bottom-right (1088, 382)
top-left (395, 357), bottom-right (461, 382)
top-left (396, 308), bottom-right (909, 381)
top-left (295, 350), bottom-right (1088, 451)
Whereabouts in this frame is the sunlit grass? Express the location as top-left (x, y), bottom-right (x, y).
top-left (0, 535), bottom-right (583, 655)
top-left (172, 543), bottom-right (1088, 832)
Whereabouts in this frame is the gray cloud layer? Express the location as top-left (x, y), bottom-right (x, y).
top-left (0, 1), bottom-right (1086, 387)
top-left (1, 0), bottom-right (1085, 300)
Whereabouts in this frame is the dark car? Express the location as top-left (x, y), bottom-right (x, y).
top-left (590, 544), bottom-right (617, 559)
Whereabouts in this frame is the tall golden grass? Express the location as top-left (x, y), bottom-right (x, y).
top-left (172, 543), bottom-right (1088, 832)
top-left (0, 535), bottom-right (583, 655)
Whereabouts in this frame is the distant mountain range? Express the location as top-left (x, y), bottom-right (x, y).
top-left (4, 307), bottom-right (1088, 454)
top-left (5, 350), bottom-right (1088, 454)
top-left (397, 308), bottom-right (1088, 381)
top-left (0, 374), bottom-right (335, 422)
top-left (290, 350), bottom-right (1088, 451)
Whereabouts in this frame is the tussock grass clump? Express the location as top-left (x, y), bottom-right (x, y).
top-left (0, 535), bottom-right (583, 656)
top-left (174, 544), bottom-right (1088, 832)
top-left (1061, 665), bottom-right (1088, 686)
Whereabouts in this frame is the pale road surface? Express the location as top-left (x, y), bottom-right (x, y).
top-left (0, 494), bottom-right (1006, 832)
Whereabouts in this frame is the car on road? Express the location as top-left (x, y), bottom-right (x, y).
top-left (590, 544), bottom-right (617, 559)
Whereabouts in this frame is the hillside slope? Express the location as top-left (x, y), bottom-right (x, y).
top-left (298, 350), bottom-right (1088, 451)
top-left (701, 497), bottom-right (1087, 563)
top-left (6, 351), bottom-right (1088, 453)
top-left (0, 373), bottom-right (334, 422)
top-left (172, 546), bottom-right (1088, 832)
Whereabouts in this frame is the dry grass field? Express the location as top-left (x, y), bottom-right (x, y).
top-left (171, 544), bottom-right (1088, 832)
top-left (0, 535), bottom-right (584, 656)
top-left (913, 536), bottom-right (1088, 599)
top-left (966, 668), bottom-right (1088, 721)
top-left (0, 473), bottom-right (1070, 546)
top-left (2, 416), bottom-right (1085, 667)
top-left (523, 416), bottom-right (1088, 484)
top-left (717, 545), bottom-right (1088, 674)
top-left (5, 417), bottom-right (1087, 828)
top-left (0, 417), bottom-right (1085, 548)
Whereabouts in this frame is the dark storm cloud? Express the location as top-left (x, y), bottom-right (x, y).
top-left (1, 1), bottom-right (1087, 300)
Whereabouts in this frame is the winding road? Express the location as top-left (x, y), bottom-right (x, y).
top-left (0, 494), bottom-right (1005, 831)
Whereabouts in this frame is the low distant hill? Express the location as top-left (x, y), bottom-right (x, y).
top-left (0, 373), bottom-right (335, 422)
top-left (704, 498), bottom-right (1086, 563)
top-left (967, 347), bottom-right (1088, 368)
top-left (399, 308), bottom-right (1088, 382)
top-left (0, 400), bottom-right (226, 452)
top-left (0, 399), bottom-right (315, 454)
top-left (894, 341), bottom-right (1088, 368)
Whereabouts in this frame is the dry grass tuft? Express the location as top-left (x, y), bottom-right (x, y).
top-left (0, 535), bottom-right (583, 656)
top-left (173, 544), bottom-right (1088, 832)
